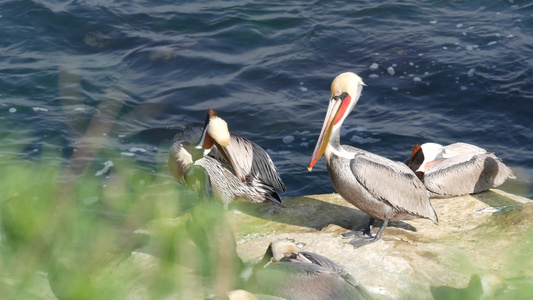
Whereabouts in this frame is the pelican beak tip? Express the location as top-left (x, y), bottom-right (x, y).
top-left (307, 166), bottom-right (313, 172)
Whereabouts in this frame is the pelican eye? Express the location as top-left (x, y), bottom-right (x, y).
top-left (332, 91), bottom-right (349, 101)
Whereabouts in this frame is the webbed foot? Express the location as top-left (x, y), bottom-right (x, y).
top-left (346, 235), bottom-right (380, 248)
top-left (341, 228), bottom-right (373, 239)
top-left (343, 218), bottom-right (389, 249)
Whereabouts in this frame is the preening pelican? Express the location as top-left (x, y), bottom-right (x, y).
top-left (168, 110), bottom-right (285, 206)
top-left (197, 109), bottom-right (286, 194)
top-left (308, 72), bottom-right (437, 246)
top-left (408, 142), bottom-right (515, 198)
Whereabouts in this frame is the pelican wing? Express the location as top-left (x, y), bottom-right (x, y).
top-left (210, 135), bottom-right (286, 192)
top-left (195, 156), bottom-right (283, 206)
top-left (443, 142), bottom-right (486, 157)
top-left (345, 146), bottom-right (437, 223)
top-left (300, 252), bottom-right (348, 277)
top-left (300, 252), bottom-right (373, 300)
top-left (246, 138), bottom-right (286, 193)
top-left (250, 262), bottom-right (369, 300)
top-left (424, 153), bottom-right (515, 196)
top-left (195, 157), bottom-right (248, 204)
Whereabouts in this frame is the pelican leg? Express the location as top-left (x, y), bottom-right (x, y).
top-left (364, 218), bottom-right (375, 237)
top-left (372, 218), bottom-right (388, 241)
top-left (343, 218), bottom-right (389, 248)
top-left (341, 218), bottom-right (375, 238)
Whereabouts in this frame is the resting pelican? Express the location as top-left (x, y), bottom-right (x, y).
top-left (408, 142), bottom-right (515, 198)
top-left (168, 113), bottom-right (285, 206)
top-left (248, 240), bottom-right (373, 300)
top-left (308, 72), bottom-right (437, 246)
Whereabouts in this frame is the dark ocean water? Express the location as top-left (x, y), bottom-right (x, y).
top-left (1, 0), bottom-right (532, 199)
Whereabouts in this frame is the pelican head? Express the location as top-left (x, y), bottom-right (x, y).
top-left (206, 109), bottom-right (231, 147)
top-left (417, 143), bottom-right (445, 172)
top-left (408, 142), bottom-right (445, 179)
top-left (263, 240), bottom-right (312, 268)
top-left (308, 72), bottom-right (365, 171)
top-left (196, 109), bottom-right (246, 182)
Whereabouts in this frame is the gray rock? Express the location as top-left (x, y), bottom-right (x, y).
top-left (113, 189), bottom-right (533, 299)
top-left (227, 189), bottom-right (532, 299)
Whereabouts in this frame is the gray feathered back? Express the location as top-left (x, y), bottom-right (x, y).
top-left (341, 145), bottom-right (438, 224)
top-left (249, 262), bottom-right (370, 300)
top-left (423, 153), bottom-right (515, 197)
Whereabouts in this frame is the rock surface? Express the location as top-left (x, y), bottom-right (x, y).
top-left (137, 188), bottom-right (533, 299)
top-left (227, 189), bottom-right (533, 299)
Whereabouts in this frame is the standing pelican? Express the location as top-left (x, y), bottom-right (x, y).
top-left (248, 240), bottom-right (373, 300)
top-left (168, 120), bottom-right (284, 206)
top-left (308, 72), bottom-right (437, 246)
top-left (407, 142), bottom-right (515, 198)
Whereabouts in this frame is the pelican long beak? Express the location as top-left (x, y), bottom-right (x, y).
top-left (308, 97), bottom-right (345, 171)
top-left (263, 257), bottom-right (275, 268)
top-left (419, 160), bottom-right (440, 172)
top-left (218, 142), bottom-right (247, 182)
top-left (292, 253), bottom-right (313, 264)
top-left (196, 108), bottom-right (216, 150)
top-left (195, 124), bottom-right (214, 150)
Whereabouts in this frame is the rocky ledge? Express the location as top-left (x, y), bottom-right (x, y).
top-left (128, 188), bottom-right (533, 299)
top-left (230, 189), bottom-right (533, 299)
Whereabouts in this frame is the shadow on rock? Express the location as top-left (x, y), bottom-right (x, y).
top-left (430, 274), bottom-right (484, 300)
top-left (430, 273), bottom-right (521, 300)
top-left (470, 190), bottom-right (528, 212)
top-left (230, 195), bottom-right (417, 234)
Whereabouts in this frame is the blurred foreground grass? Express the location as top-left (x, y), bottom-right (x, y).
top-left (0, 73), bottom-right (248, 299)
top-left (0, 152), bottom-right (241, 299)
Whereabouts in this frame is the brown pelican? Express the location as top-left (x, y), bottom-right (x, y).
top-left (248, 240), bottom-right (373, 300)
top-left (168, 113), bottom-right (285, 206)
top-left (196, 109), bottom-right (286, 194)
top-left (407, 142), bottom-right (515, 198)
top-left (307, 72), bottom-right (438, 246)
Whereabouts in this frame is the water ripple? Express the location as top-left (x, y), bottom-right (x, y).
top-left (0, 0), bottom-right (532, 198)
